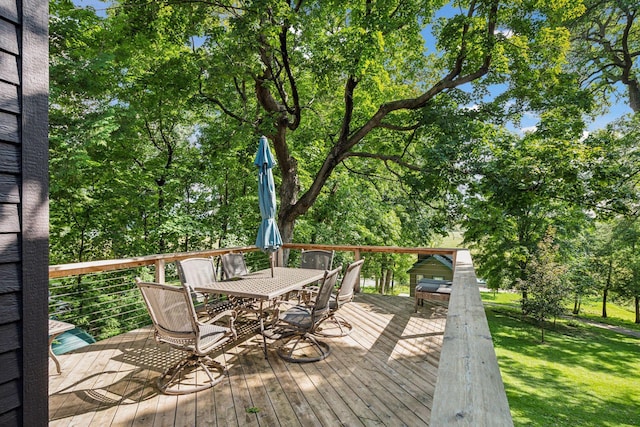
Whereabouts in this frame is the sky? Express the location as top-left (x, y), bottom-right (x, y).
top-left (70, 0), bottom-right (631, 134)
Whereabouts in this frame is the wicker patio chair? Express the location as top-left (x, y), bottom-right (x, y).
top-left (274, 266), bottom-right (341, 363)
top-left (136, 279), bottom-right (236, 395)
top-left (220, 252), bottom-right (262, 313)
top-left (299, 249), bottom-right (335, 270)
top-left (221, 252), bottom-right (248, 279)
top-left (176, 257), bottom-right (220, 318)
top-left (315, 259), bottom-right (364, 337)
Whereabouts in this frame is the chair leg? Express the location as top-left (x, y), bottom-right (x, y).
top-left (157, 354), bottom-right (227, 395)
top-left (314, 315), bottom-right (353, 337)
top-left (276, 333), bottom-right (331, 363)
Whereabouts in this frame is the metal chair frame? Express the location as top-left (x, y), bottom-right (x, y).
top-left (137, 280), bottom-right (236, 395)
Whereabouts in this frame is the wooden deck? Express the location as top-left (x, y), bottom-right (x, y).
top-left (49, 294), bottom-right (447, 426)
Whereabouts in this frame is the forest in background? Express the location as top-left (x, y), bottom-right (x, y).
top-left (49, 0), bottom-right (640, 320)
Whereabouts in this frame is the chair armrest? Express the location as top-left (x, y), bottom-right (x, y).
top-left (202, 309), bottom-right (238, 337)
top-left (298, 286), bottom-right (319, 305)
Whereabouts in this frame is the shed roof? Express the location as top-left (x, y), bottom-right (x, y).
top-left (407, 254), bottom-right (453, 273)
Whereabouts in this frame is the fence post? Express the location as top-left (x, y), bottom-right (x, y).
top-left (155, 259), bottom-right (165, 283)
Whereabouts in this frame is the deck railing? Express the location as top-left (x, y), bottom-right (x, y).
top-left (48, 244), bottom-right (512, 426)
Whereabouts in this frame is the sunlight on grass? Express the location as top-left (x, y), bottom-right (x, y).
top-left (572, 297), bottom-right (640, 332)
top-left (360, 283), bottom-right (410, 296)
top-left (485, 307), bottom-right (640, 427)
top-left (481, 291), bottom-right (640, 332)
top-left (480, 290), bottom-right (520, 305)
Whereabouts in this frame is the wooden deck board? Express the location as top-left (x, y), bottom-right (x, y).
top-left (49, 294), bottom-right (446, 426)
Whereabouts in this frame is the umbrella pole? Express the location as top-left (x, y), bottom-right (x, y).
top-left (270, 253), bottom-right (274, 277)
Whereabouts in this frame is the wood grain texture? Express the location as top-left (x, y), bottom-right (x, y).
top-left (0, 233), bottom-right (19, 262)
top-left (0, 141), bottom-right (20, 173)
top-left (0, 202), bottom-right (19, 232)
top-left (0, 82), bottom-right (19, 114)
top-left (0, 173), bottom-right (19, 202)
top-left (49, 294), bottom-right (444, 426)
top-left (20, 0), bottom-right (51, 425)
top-left (0, 1), bottom-right (19, 24)
top-left (0, 110), bottom-right (19, 142)
top-left (0, 18), bottom-right (18, 53)
top-left (431, 250), bottom-right (513, 426)
top-left (0, 262), bottom-right (20, 293)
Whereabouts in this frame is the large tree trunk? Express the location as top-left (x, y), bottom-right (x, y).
top-left (635, 296), bottom-right (639, 324)
top-left (253, 3), bottom-right (497, 247)
top-left (603, 259), bottom-right (612, 318)
top-left (384, 268), bottom-right (393, 295)
top-left (602, 286), bottom-right (608, 318)
top-left (573, 293), bottom-right (582, 315)
top-left (628, 79), bottom-right (639, 113)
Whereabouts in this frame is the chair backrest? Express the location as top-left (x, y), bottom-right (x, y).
top-left (137, 280), bottom-right (198, 344)
top-left (176, 257), bottom-right (217, 288)
top-left (335, 259), bottom-right (364, 307)
top-left (311, 267), bottom-right (341, 324)
top-left (221, 253), bottom-right (248, 279)
top-left (300, 249), bottom-right (334, 270)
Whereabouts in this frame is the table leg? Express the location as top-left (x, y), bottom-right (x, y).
top-left (49, 335), bottom-right (62, 374)
top-left (259, 301), bottom-right (269, 359)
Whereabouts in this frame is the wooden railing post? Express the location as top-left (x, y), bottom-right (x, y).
top-left (155, 259), bottom-right (165, 283)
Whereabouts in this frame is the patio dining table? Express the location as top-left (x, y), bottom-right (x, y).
top-left (194, 266), bottom-right (326, 357)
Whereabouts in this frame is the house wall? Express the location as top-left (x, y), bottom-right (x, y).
top-left (409, 258), bottom-right (453, 296)
top-left (0, 1), bottom-right (49, 425)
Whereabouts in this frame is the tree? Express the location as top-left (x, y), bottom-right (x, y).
top-left (517, 228), bottom-right (570, 343)
top-left (570, 0), bottom-right (640, 113)
top-left (170, 0), bottom-right (585, 244)
top-left (611, 218), bottom-right (640, 323)
top-left (50, 0), bottom-right (591, 266)
top-left (463, 122), bottom-right (591, 296)
top-left (564, 227), bottom-right (603, 315)
top-left (49, 0), bottom-right (121, 262)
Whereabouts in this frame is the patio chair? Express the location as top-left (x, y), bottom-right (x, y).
top-left (176, 257), bottom-right (220, 318)
top-left (220, 252), bottom-right (262, 313)
top-left (315, 259), bottom-right (364, 337)
top-left (274, 266), bottom-right (341, 363)
top-left (294, 249), bottom-right (335, 301)
top-left (221, 252), bottom-right (248, 279)
top-left (136, 280), bottom-right (237, 395)
top-left (299, 249), bottom-right (334, 270)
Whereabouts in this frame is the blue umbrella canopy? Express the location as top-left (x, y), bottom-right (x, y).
top-left (254, 136), bottom-right (283, 254)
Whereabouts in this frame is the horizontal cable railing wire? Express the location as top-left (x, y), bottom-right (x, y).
top-left (48, 250), bottom-right (274, 341)
top-left (47, 245), bottom-right (457, 343)
top-left (49, 267), bottom-right (155, 340)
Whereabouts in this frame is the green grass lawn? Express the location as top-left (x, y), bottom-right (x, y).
top-left (573, 297), bottom-right (640, 333)
top-left (482, 295), bottom-right (640, 426)
top-left (481, 291), bottom-right (640, 332)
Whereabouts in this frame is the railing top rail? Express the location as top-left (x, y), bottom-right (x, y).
top-left (49, 244), bottom-right (460, 279)
top-left (431, 249), bottom-right (513, 426)
top-left (48, 246), bottom-right (259, 278)
top-left (283, 243), bottom-right (458, 256)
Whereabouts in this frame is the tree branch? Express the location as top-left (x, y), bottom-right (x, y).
top-left (344, 151), bottom-right (423, 171)
top-left (279, 19), bottom-right (301, 130)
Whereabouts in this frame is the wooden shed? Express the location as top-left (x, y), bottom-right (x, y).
top-left (407, 254), bottom-right (453, 296)
top-left (0, 1), bottom-right (49, 425)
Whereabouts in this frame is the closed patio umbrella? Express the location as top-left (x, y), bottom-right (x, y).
top-left (254, 136), bottom-right (282, 276)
